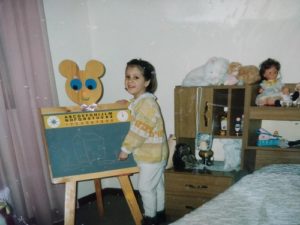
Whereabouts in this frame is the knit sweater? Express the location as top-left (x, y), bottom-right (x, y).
top-left (121, 93), bottom-right (169, 163)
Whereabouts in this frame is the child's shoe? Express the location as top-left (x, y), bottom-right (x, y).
top-left (141, 215), bottom-right (158, 225)
top-left (156, 210), bottom-right (166, 224)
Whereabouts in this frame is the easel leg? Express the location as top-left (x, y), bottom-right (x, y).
top-left (118, 175), bottom-right (142, 225)
top-left (64, 181), bottom-right (76, 225)
top-left (94, 179), bottom-right (104, 217)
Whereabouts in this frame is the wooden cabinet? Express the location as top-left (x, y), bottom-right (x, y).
top-left (165, 169), bottom-right (235, 221)
top-left (242, 83), bottom-right (300, 171)
top-left (169, 86), bottom-right (246, 220)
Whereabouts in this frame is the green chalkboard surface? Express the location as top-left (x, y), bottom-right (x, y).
top-left (41, 104), bottom-right (137, 183)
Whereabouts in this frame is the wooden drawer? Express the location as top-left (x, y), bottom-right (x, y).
top-left (165, 171), bottom-right (233, 198)
top-left (166, 194), bottom-right (210, 218)
top-left (165, 170), bottom-right (235, 220)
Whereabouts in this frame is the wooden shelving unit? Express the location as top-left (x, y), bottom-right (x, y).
top-left (174, 86), bottom-right (246, 146)
top-left (166, 86), bottom-right (247, 220)
top-left (242, 83), bottom-right (300, 171)
top-left (167, 84), bottom-right (300, 220)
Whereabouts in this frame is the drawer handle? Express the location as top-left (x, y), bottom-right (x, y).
top-left (185, 205), bottom-right (195, 210)
top-left (185, 184), bottom-right (208, 189)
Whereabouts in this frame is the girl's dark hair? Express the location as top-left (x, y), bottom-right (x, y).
top-left (126, 58), bottom-right (157, 93)
top-left (259, 58), bottom-right (281, 80)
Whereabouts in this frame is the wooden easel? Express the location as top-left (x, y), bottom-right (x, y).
top-left (40, 104), bottom-right (141, 224)
top-left (55, 167), bottom-right (141, 225)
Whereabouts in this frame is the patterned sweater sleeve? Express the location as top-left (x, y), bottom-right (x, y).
top-left (121, 98), bottom-right (157, 154)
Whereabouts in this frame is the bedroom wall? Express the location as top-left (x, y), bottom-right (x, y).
top-left (43, 0), bottom-right (300, 198)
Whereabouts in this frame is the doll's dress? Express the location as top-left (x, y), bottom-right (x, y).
top-left (255, 79), bottom-right (284, 106)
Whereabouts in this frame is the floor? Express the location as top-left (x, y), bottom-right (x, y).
top-left (56, 190), bottom-right (172, 225)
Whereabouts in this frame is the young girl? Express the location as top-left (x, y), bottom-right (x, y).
top-left (118, 59), bottom-right (169, 225)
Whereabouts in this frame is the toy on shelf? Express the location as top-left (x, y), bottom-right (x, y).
top-left (291, 83), bottom-right (300, 107)
top-left (225, 62), bottom-right (260, 86)
top-left (274, 83), bottom-right (300, 107)
top-left (182, 57), bottom-right (229, 86)
top-left (224, 62), bottom-right (240, 85)
top-left (255, 58), bottom-right (285, 106)
top-left (276, 86), bottom-right (292, 107)
top-left (237, 65), bottom-right (261, 85)
top-left (257, 128), bottom-right (300, 148)
top-left (172, 143), bottom-right (197, 170)
top-left (195, 133), bottom-right (214, 166)
top-left (257, 128), bottom-right (281, 147)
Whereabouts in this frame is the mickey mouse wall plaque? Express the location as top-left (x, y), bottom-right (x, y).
top-left (59, 59), bottom-right (105, 111)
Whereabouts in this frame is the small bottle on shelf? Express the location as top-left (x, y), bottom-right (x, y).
top-left (234, 117), bottom-right (242, 136)
top-left (220, 107), bottom-right (228, 136)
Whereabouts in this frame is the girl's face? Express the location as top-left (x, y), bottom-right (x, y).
top-left (125, 66), bottom-right (150, 99)
top-left (264, 66), bottom-right (278, 80)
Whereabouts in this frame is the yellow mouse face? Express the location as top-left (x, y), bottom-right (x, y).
top-left (59, 60), bottom-right (105, 105)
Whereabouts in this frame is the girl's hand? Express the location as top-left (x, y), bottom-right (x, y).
top-left (118, 151), bottom-right (129, 161)
top-left (116, 99), bottom-right (129, 105)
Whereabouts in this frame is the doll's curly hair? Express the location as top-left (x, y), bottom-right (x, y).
top-left (259, 58), bottom-right (281, 80)
top-left (126, 58), bottom-right (157, 93)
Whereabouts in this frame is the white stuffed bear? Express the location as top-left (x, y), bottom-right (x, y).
top-left (182, 57), bottom-right (229, 86)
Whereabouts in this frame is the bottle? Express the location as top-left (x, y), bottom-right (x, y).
top-left (235, 117), bottom-right (241, 136)
top-left (220, 107), bottom-right (228, 136)
top-left (241, 114), bottom-right (244, 133)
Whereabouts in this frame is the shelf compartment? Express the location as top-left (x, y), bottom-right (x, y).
top-left (212, 88), bottom-right (245, 137)
top-left (245, 146), bottom-right (300, 152)
top-left (212, 89), bottom-right (229, 136)
top-left (175, 86), bottom-right (246, 139)
top-left (244, 148), bottom-right (300, 171)
top-left (249, 107), bottom-right (300, 120)
top-left (247, 83), bottom-right (297, 107)
top-left (256, 149), bottom-right (300, 167)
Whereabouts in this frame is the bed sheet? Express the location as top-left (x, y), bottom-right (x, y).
top-left (169, 164), bottom-right (300, 225)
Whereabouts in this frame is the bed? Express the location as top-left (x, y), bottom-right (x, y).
top-left (169, 164), bottom-right (300, 225)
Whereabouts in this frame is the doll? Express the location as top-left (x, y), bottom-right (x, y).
top-left (291, 83), bottom-right (300, 107)
top-left (275, 86), bottom-right (292, 107)
top-left (255, 58), bottom-right (284, 106)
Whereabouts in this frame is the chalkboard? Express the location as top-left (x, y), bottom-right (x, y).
top-left (40, 104), bottom-right (137, 183)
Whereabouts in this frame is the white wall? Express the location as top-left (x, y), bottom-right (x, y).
top-left (43, 0), bottom-right (300, 198)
